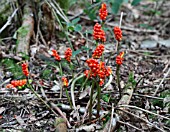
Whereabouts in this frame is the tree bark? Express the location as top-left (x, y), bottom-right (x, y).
top-left (16, 0), bottom-right (34, 55)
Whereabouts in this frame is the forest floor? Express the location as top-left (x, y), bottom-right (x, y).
top-left (0, 0), bottom-right (170, 132)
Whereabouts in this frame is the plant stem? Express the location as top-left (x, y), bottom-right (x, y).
top-left (101, 21), bottom-right (105, 27)
top-left (96, 81), bottom-right (101, 119)
top-left (102, 52), bottom-right (104, 62)
top-left (69, 62), bottom-right (74, 78)
top-left (78, 70), bottom-right (91, 93)
top-left (89, 81), bottom-right (95, 122)
top-left (116, 41), bottom-right (119, 53)
top-left (106, 51), bottom-right (116, 65)
top-left (59, 62), bottom-right (63, 76)
top-left (65, 30), bottom-right (74, 50)
top-left (95, 41), bottom-right (98, 47)
top-left (65, 88), bottom-right (73, 109)
top-left (27, 79), bottom-right (58, 116)
top-left (116, 64), bottom-right (121, 99)
top-left (71, 74), bottom-right (85, 110)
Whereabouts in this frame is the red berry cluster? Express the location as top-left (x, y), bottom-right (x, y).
top-left (84, 59), bottom-right (112, 86)
top-left (51, 49), bottom-right (61, 61)
top-left (98, 62), bottom-right (112, 86)
top-left (99, 3), bottom-right (108, 21)
top-left (93, 23), bottom-right (106, 42)
top-left (62, 77), bottom-right (68, 87)
top-left (6, 79), bottom-right (27, 88)
top-left (21, 63), bottom-right (29, 77)
top-left (116, 51), bottom-right (124, 65)
top-left (114, 26), bottom-right (122, 42)
top-left (64, 48), bottom-right (72, 62)
top-left (92, 44), bottom-right (105, 59)
top-left (86, 59), bottom-right (100, 77)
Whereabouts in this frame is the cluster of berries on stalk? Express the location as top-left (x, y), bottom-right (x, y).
top-left (92, 44), bottom-right (105, 59)
top-left (6, 79), bottom-right (27, 88)
top-left (99, 3), bottom-right (108, 21)
top-left (62, 77), bottom-right (68, 87)
top-left (93, 23), bottom-right (106, 42)
top-left (64, 48), bottom-right (72, 62)
top-left (116, 51), bottom-right (124, 65)
top-left (84, 59), bottom-right (112, 86)
top-left (97, 62), bottom-right (112, 86)
top-left (21, 63), bottom-right (29, 77)
top-left (114, 26), bottom-right (122, 42)
top-left (85, 59), bottom-right (100, 78)
top-left (6, 63), bottom-right (29, 89)
top-left (85, 3), bottom-right (114, 86)
top-left (51, 49), bottom-right (61, 61)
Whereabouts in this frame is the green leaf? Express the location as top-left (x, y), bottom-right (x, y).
top-left (128, 71), bottom-right (136, 87)
top-left (67, 22), bottom-right (73, 27)
top-left (68, 26), bottom-right (74, 32)
top-left (72, 49), bottom-right (81, 57)
top-left (110, 0), bottom-right (123, 4)
top-left (72, 17), bottom-right (80, 25)
top-left (28, 79), bottom-right (33, 84)
top-left (81, 46), bottom-right (90, 51)
top-left (131, 0), bottom-right (141, 6)
top-left (123, 0), bottom-right (129, 3)
top-left (74, 24), bottom-right (82, 32)
top-left (84, 30), bottom-right (93, 35)
top-left (84, 8), bottom-right (97, 20)
top-left (102, 94), bottom-right (110, 102)
top-left (111, 2), bottom-right (121, 14)
top-left (42, 69), bottom-right (52, 79)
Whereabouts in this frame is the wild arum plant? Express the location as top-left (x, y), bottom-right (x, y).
top-left (6, 2), bottom-right (124, 123)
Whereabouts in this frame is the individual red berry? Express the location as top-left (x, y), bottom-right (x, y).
top-left (93, 23), bottom-right (106, 42)
top-left (62, 77), bottom-right (68, 87)
top-left (6, 84), bottom-right (15, 88)
top-left (99, 3), bottom-right (108, 21)
top-left (114, 26), bottom-right (122, 42)
top-left (51, 49), bottom-right (61, 61)
top-left (116, 51), bottom-right (124, 65)
top-left (64, 48), bottom-right (72, 62)
top-left (105, 67), bottom-right (112, 76)
top-left (21, 63), bottom-right (29, 76)
top-left (92, 44), bottom-right (105, 58)
top-left (99, 79), bottom-right (104, 86)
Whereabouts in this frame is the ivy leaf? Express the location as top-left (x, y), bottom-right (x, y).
top-left (81, 46), bottom-right (90, 51)
top-left (72, 17), bottom-right (80, 25)
top-left (111, 2), bottom-right (121, 14)
top-left (72, 49), bottom-right (81, 57)
top-left (74, 24), bottom-right (82, 32)
top-left (131, 0), bottom-right (141, 6)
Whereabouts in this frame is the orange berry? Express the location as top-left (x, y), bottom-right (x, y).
top-left (99, 3), bottom-right (108, 20)
top-left (64, 48), bottom-right (72, 62)
top-left (114, 27), bottom-right (122, 42)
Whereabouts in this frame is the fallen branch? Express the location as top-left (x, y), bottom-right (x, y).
top-left (118, 120), bottom-right (142, 131)
top-left (118, 105), bottom-right (170, 120)
top-left (0, 8), bottom-right (18, 34)
top-left (117, 109), bottom-right (165, 132)
top-left (153, 67), bottom-right (170, 96)
top-left (1, 52), bottom-right (22, 61)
